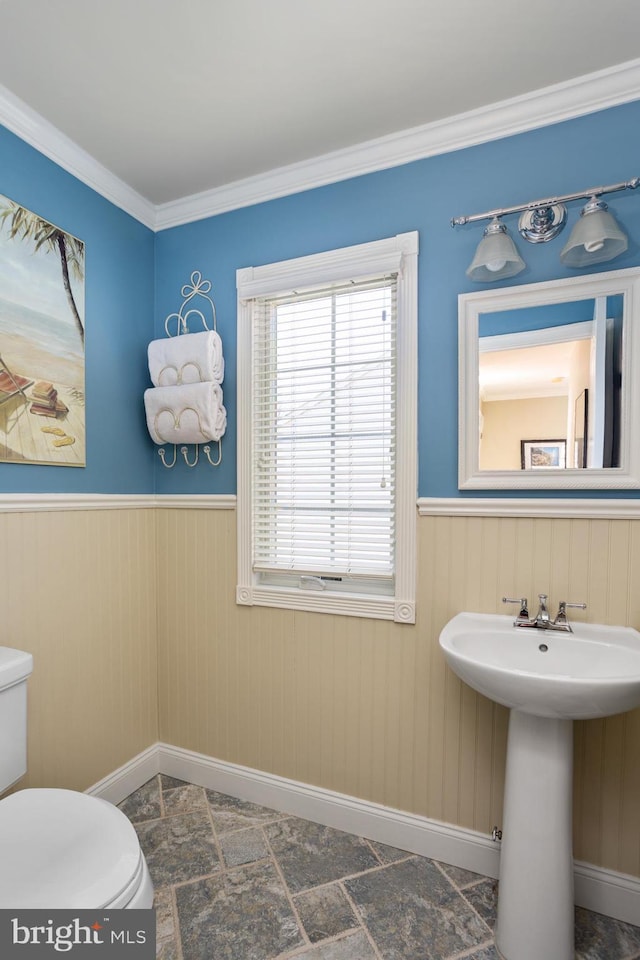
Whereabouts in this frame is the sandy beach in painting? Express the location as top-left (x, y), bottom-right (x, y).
top-left (0, 298), bottom-right (85, 466)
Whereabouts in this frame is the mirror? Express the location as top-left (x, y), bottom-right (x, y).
top-left (459, 267), bottom-right (640, 489)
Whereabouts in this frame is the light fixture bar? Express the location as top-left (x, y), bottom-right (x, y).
top-left (451, 177), bottom-right (640, 228)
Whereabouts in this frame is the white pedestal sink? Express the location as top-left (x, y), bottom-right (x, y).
top-left (439, 612), bottom-right (640, 960)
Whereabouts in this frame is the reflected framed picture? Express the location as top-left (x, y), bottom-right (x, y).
top-left (521, 439), bottom-right (567, 470)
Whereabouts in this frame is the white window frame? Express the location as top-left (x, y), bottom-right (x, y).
top-left (236, 232), bottom-right (418, 622)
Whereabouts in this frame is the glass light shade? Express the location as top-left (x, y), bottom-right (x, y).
top-left (560, 199), bottom-right (628, 267)
top-left (466, 220), bottom-right (525, 282)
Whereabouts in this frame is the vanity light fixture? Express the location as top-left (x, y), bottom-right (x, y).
top-left (453, 177), bottom-right (639, 281)
top-left (465, 218), bottom-right (525, 282)
top-left (559, 196), bottom-right (628, 267)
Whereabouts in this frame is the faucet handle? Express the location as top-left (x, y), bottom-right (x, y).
top-left (554, 600), bottom-right (587, 623)
top-left (502, 596), bottom-right (529, 619)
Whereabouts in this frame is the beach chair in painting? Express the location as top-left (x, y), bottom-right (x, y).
top-left (0, 355), bottom-right (33, 404)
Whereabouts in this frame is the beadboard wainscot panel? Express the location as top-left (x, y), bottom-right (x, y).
top-left (0, 500), bottom-right (158, 792)
top-left (158, 502), bottom-right (640, 881)
top-left (419, 501), bottom-right (640, 881)
top-left (156, 505), bottom-right (428, 819)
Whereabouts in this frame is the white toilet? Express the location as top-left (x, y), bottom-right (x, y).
top-left (0, 646), bottom-right (154, 908)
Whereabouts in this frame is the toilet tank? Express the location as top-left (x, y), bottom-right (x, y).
top-left (0, 647), bottom-right (33, 794)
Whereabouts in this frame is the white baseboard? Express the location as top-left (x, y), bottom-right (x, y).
top-left (574, 861), bottom-right (640, 928)
top-left (85, 744), bottom-right (160, 804)
top-left (89, 741), bottom-right (640, 927)
top-left (156, 742), bottom-right (500, 878)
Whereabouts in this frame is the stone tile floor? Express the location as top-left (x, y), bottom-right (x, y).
top-left (118, 776), bottom-right (640, 960)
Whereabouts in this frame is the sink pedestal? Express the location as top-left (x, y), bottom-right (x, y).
top-left (439, 611), bottom-right (640, 958)
top-left (495, 710), bottom-right (574, 960)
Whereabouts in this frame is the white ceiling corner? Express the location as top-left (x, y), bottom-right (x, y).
top-left (0, 4), bottom-right (639, 235)
top-left (0, 84), bottom-right (156, 229)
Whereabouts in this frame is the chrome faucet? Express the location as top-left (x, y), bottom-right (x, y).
top-left (533, 593), bottom-right (552, 627)
top-left (502, 594), bottom-right (587, 632)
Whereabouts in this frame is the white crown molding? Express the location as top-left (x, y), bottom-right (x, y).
top-left (0, 84), bottom-right (156, 229)
top-left (155, 58), bottom-right (640, 229)
top-left (96, 741), bottom-right (640, 928)
top-left (0, 493), bottom-right (235, 513)
top-left (418, 497), bottom-right (640, 519)
top-left (2, 59), bottom-right (640, 231)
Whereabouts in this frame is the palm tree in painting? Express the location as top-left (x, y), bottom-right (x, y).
top-left (0, 201), bottom-right (84, 345)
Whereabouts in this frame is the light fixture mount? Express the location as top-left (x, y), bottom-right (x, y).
top-left (452, 177), bottom-right (639, 234)
top-left (518, 203), bottom-right (567, 243)
top-left (452, 177), bottom-right (639, 281)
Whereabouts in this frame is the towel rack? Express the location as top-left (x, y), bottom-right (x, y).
top-left (164, 269), bottom-right (217, 337)
top-left (156, 271), bottom-right (224, 468)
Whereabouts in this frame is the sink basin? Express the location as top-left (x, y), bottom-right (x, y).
top-left (440, 611), bottom-right (640, 960)
top-left (439, 612), bottom-right (640, 719)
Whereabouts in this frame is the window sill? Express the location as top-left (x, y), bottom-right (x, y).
top-left (236, 585), bottom-right (415, 623)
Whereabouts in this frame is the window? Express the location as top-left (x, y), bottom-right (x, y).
top-left (237, 233), bottom-right (418, 622)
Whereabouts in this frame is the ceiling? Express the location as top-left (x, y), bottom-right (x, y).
top-left (480, 341), bottom-right (578, 402)
top-left (1, 1), bottom-right (640, 207)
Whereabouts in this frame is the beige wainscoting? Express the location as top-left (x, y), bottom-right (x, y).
top-left (0, 507), bottom-right (158, 792)
top-left (157, 507), bottom-right (640, 879)
top-left (2, 502), bottom-right (637, 879)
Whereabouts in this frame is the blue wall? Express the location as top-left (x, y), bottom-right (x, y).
top-left (0, 125), bottom-right (155, 493)
top-left (3, 97), bottom-right (640, 496)
top-left (479, 300), bottom-right (597, 338)
top-left (154, 99), bottom-right (640, 498)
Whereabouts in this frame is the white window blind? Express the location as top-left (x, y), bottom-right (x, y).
top-left (251, 276), bottom-right (397, 587)
top-left (237, 232), bottom-right (418, 622)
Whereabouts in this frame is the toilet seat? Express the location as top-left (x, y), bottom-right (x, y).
top-left (0, 788), bottom-right (151, 909)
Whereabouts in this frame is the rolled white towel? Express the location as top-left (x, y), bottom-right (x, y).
top-left (144, 383), bottom-right (227, 445)
top-left (148, 330), bottom-right (224, 386)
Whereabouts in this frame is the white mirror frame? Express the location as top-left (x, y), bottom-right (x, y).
top-left (459, 266), bottom-right (640, 490)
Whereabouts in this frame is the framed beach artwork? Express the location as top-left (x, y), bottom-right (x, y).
top-left (0, 194), bottom-right (85, 466)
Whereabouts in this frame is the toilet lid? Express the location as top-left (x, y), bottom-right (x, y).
top-left (0, 789), bottom-right (143, 908)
